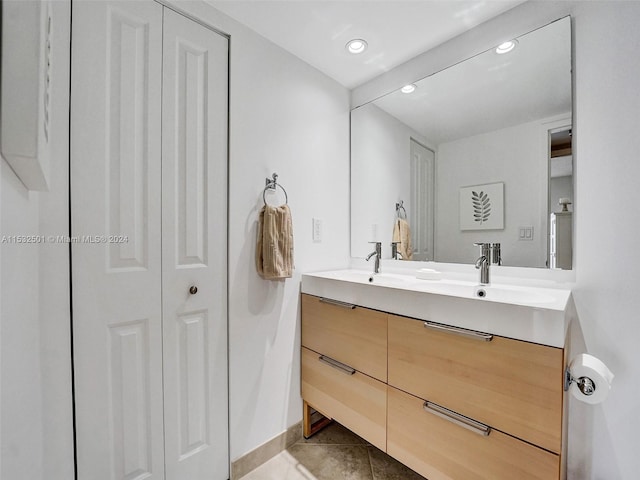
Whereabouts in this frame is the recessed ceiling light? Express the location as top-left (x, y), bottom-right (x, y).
top-left (401, 84), bottom-right (417, 94)
top-left (495, 39), bottom-right (518, 54)
top-left (346, 39), bottom-right (368, 54)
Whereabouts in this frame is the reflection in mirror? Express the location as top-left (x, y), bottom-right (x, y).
top-left (351, 17), bottom-right (572, 269)
top-left (549, 126), bottom-right (573, 269)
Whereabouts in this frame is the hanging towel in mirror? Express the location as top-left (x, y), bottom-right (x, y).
top-left (256, 204), bottom-right (294, 279)
top-left (392, 218), bottom-right (413, 260)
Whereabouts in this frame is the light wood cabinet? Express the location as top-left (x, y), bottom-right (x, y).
top-left (387, 387), bottom-right (560, 480)
top-left (301, 347), bottom-right (387, 450)
top-left (300, 294), bottom-right (388, 448)
top-left (388, 314), bottom-right (563, 453)
top-left (300, 293), bottom-right (566, 480)
top-left (301, 294), bottom-right (387, 382)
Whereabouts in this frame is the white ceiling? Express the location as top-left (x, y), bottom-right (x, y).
top-left (371, 16), bottom-right (572, 145)
top-left (206, 0), bottom-right (527, 89)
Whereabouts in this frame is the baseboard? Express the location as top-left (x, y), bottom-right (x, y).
top-left (230, 421), bottom-right (302, 479)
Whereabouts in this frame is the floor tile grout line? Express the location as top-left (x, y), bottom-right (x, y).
top-left (367, 445), bottom-right (377, 480)
top-left (240, 422), bottom-right (430, 480)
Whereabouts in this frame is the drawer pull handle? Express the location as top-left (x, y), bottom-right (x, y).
top-left (318, 355), bottom-right (356, 375)
top-left (423, 401), bottom-right (491, 436)
top-left (423, 321), bottom-right (493, 342)
top-left (319, 298), bottom-right (356, 309)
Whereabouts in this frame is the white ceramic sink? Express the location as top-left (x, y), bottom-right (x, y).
top-left (319, 270), bottom-right (415, 287)
top-left (312, 269), bottom-right (562, 307)
top-left (411, 280), bottom-right (557, 305)
top-left (301, 269), bottom-right (573, 347)
top-left (475, 284), bottom-right (557, 304)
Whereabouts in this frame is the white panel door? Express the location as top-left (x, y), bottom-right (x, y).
top-left (161, 9), bottom-right (229, 480)
top-left (410, 139), bottom-right (435, 261)
top-left (71, 2), bottom-right (165, 480)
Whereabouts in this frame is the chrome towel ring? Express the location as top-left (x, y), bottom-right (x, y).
top-left (263, 172), bottom-right (288, 205)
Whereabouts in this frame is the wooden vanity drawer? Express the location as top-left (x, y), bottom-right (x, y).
top-left (388, 314), bottom-right (563, 453)
top-left (301, 294), bottom-right (387, 382)
top-left (387, 387), bottom-right (560, 480)
top-left (301, 346), bottom-right (387, 451)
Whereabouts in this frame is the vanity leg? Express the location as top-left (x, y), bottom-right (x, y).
top-left (303, 400), bottom-right (333, 439)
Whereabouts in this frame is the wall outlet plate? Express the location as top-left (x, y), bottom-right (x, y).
top-left (312, 218), bottom-right (322, 243)
top-left (518, 226), bottom-right (534, 241)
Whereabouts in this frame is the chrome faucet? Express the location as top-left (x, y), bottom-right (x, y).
top-left (366, 242), bottom-right (382, 274)
top-left (391, 242), bottom-right (400, 260)
top-left (490, 242), bottom-right (502, 266)
top-left (474, 242), bottom-right (491, 285)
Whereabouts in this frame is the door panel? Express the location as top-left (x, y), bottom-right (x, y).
top-left (106, 7), bottom-right (153, 271)
top-left (73, 3), bottom-right (229, 479)
top-left (161, 9), bottom-right (229, 480)
top-left (410, 140), bottom-right (435, 261)
top-left (71, 2), bottom-right (165, 479)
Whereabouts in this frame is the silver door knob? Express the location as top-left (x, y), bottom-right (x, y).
top-left (189, 285), bottom-right (198, 295)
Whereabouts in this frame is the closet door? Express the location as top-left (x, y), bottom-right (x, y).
top-left (71, 2), bottom-right (165, 479)
top-left (161, 9), bottom-right (229, 480)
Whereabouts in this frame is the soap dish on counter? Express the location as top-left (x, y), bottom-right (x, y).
top-left (415, 268), bottom-right (442, 281)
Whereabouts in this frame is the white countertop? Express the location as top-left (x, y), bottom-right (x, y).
top-left (301, 269), bottom-right (573, 348)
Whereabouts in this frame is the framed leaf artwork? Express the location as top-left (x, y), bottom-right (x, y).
top-left (459, 182), bottom-right (504, 230)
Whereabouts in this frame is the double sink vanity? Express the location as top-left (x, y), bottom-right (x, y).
top-left (300, 268), bottom-right (573, 480)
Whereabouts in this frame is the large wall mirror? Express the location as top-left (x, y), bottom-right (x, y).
top-left (351, 16), bottom-right (573, 269)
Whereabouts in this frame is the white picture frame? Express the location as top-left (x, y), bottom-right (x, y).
top-left (459, 182), bottom-right (504, 230)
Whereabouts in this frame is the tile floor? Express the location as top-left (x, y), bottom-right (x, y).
top-left (239, 422), bottom-right (427, 480)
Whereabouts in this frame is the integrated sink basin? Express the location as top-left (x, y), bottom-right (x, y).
top-left (301, 269), bottom-right (573, 347)
top-left (472, 284), bottom-right (557, 304)
top-left (311, 269), bottom-right (565, 308)
top-left (411, 280), bottom-right (558, 305)
top-left (318, 270), bottom-right (416, 287)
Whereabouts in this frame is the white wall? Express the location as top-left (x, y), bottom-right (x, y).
top-left (0, 2), bottom-right (73, 480)
top-left (570, 3), bottom-right (640, 478)
top-left (353, 1), bottom-right (640, 478)
top-left (227, 29), bottom-right (349, 462)
top-left (0, 2), bottom-right (43, 476)
top-left (1, 164), bottom-right (43, 480)
top-left (435, 117), bottom-right (550, 268)
top-left (225, 15), bottom-right (350, 462)
top-left (164, 1), bottom-right (351, 461)
top-left (350, 103), bottom-right (427, 258)
top-left (37, 2), bottom-right (74, 478)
